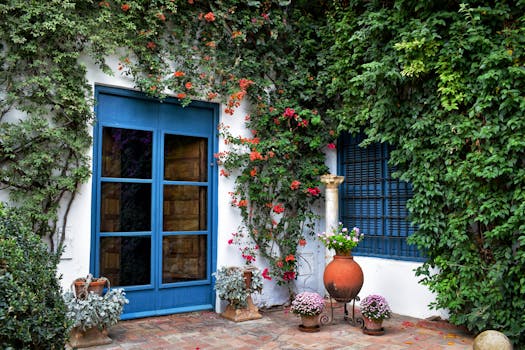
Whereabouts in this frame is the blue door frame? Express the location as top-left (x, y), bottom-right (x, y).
top-left (91, 85), bottom-right (219, 319)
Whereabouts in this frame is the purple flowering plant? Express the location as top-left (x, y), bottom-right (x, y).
top-left (360, 294), bottom-right (392, 321)
top-left (317, 222), bottom-right (363, 254)
top-left (290, 292), bottom-right (325, 316)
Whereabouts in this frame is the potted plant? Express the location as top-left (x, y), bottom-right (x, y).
top-left (290, 291), bottom-right (325, 332)
top-left (359, 294), bottom-right (392, 335)
top-left (318, 223), bottom-right (365, 302)
top-left (213, 266), bottom-right (263, 322)
top-left (63, 281), bottom-right (128, 348)
top-left (72, 274), bottom-right (109, 299)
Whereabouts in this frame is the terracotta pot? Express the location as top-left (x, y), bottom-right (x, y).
top-left (323, 253), bottom-right (364, 302)
top-left (73, 278), bottom-right (109, 299)
top-left (363, 316), bottom-right (384, 335)
top-left (69, 326), bottom-right (112, 348)
top-left (301, 314), bottom-right (320, 328)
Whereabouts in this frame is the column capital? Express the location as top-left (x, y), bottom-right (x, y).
top-left (320, 174), bottom-right (344, 188)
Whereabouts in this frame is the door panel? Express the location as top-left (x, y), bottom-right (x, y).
top-left (93, 86), bottom-right (218, 319)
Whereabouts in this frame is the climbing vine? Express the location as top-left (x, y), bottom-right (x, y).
top-left (0, 1), bottom-right (336, 288)
top-left (325, 0), bottom-right (525, 345)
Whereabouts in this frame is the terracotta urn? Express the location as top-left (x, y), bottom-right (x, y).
top-left (323, 252), bottom-right (364, 302)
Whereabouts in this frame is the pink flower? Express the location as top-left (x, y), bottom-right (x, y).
top-left (283, 271), bottom-right (296, 281)
top-left (327, 143), bottom-right (336, 149)
top-left (227, 239), bottom-right (233, 245)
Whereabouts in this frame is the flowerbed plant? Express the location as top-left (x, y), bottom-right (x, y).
top-left (63, 289), bottom-right (129, 331)
top-left (318, 222), bottom-right (363, 255)
top-left (213, 266), bottom-right (263, 309)
top-left (290, 292), bottom-right (325, 316)
top-left (360, 294), bottom-right (392, 321)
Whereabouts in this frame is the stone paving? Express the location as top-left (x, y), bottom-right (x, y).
top-left (84, 306), bottom-right (474, 350)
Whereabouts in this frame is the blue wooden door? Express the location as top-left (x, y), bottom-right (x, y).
top-left (92, 86), bottom-right (218, 319)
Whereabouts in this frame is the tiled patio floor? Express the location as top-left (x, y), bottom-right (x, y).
top-left (82, 305), bottom-right (474, 350)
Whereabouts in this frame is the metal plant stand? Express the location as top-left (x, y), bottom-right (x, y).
top-left (319, 296), bottom-right (364, 328)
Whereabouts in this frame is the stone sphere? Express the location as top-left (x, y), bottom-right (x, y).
top-left (473, 330), bottom-right (512, 350)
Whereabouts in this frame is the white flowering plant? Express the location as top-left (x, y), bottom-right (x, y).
top-left (360, 294), bottom-right (392, 321)
top-left (290, 292), bottom-right (325, 316)
top-left (317, 222), bottom-right (363, 254)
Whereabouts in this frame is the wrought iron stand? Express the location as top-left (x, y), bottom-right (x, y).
top-left (319, 296), bottom-right (364, 329)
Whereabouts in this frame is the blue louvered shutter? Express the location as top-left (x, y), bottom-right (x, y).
top-left (339, 133), bottom-right (423, 261)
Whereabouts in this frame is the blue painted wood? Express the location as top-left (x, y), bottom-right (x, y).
top-left (92, 85), bottom-right (219, 318)
top-left (338, 133), bottom-right (424, 261)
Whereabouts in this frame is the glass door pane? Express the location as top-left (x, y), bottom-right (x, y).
top-left (162, 235), bottom-right (207, 283)
top-left (163, 185), bottom-right (207, 232)
top-left (100, 236), bottom-right (151, 287)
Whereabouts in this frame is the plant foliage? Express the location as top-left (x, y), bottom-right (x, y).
top-left (326, 0), bottom-right (525, 345)
top-left (213, 266), bottom-right (263, 309)
top-left (63, 289), bottom-right (128, 332)
top-left (0, 204), bottom-right (70, 349)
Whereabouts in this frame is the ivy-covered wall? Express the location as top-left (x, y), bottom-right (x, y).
top-left (326, 0), bottom-right (525, 345)
top-left (1, 0), bottom-right (524, 345)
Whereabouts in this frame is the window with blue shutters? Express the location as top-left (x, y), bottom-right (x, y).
top-left (339, 133), bottom-right (423, 261)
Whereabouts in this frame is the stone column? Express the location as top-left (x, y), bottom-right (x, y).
top-left (320, 174), bottom-right (344, 233)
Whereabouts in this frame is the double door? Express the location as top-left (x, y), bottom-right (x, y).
top-left (92, 86), bottom-right (218, 318)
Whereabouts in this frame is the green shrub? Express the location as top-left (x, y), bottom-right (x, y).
top-left (0, 204), bottom-right (70, 349)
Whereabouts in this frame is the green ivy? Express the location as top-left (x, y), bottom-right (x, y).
top-left (326, 0), bottom-right (525, 346)
top-left (0, 1), bottom-right (336, 293)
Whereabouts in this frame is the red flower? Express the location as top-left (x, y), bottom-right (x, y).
top-left (276, 260), bottom-right (284, 268)
top-left (239, 78), bottom-right (254, 90)
top-left (273, 204), bottom-right (285, 214)
top-left (307, 187), bottom-right (321, 197)
top-left (227, 239), bottom-right (233, 245)
top-left (177, 93), bottom-right (187, 99)
top-left (250, 168), bottom-right (257, 177)
top-left (299, 239), bottom-right (307, 247)
top-left (174, 71), bottom-right (185, 77)
top-left (290, 180), bottom-right (301, 190)
top-left (327, 143), bottom-right (336, 149)
top-left (238, 199), bottom-right (248, 207)
top-left (121, 3), bottom-right (129, 11)
top-left (185, 82), bottom-right (193, 89)
top-left (146, 41), bottom-right (156, 50)
top-left (285, 254), bottom-right (295, 262)
top-left (261, 13), bottom-right (270, 20)
top-left (204, 12), bottom-right (216, 22)
top-left (283, 107), bottom-right (295, 118)
top-left (156, 13), bottom-right (166, 21)
top-left (262, 268), bottom-right (272, 280)
top-left (283, 271), bottom-right (296, 281)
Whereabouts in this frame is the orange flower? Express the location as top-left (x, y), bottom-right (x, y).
top-left (156, 13), bottom-right (166, 21)
top-left (238, 199), bottom-right (248, 207)
top-left (250, 168), bottom-right (257, 177)
top-left (207, 92), bottom-right (218, 100)
top-left (249, 150), bottom-right (263, 161)
top-left (290, 180), bottom-right (301, 190)
top-left (204, 12), bottom-right (216, 22)
top-left (232, 31), bottom-right (243, 39)
top-left (299, 239), bottom-right (307, 247)
top-left (185, 82), bottom-right (193, 89)
top-left (285, 254), bottom-right (295, 262)
top-left (121, 3), bottom-right (129, 11)
top-left (174, 71), bottom-right (185, 77)
top-left (177, 93), bottom-right (187, 99)
top-left (205, 41), bottom-right (216, 48)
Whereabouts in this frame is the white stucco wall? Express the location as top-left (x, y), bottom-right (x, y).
top-left (50, 55), bottom-right (444, 320)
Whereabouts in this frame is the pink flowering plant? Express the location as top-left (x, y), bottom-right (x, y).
top-left (290, 292), bottom-right (325, 316)
top-left (318, 222), bottom-right (363, 255)
top-left (360, 294), bottom-right (392, 321)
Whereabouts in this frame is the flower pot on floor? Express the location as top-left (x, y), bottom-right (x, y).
top-left (68, 326), bottom-right (112, 348)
